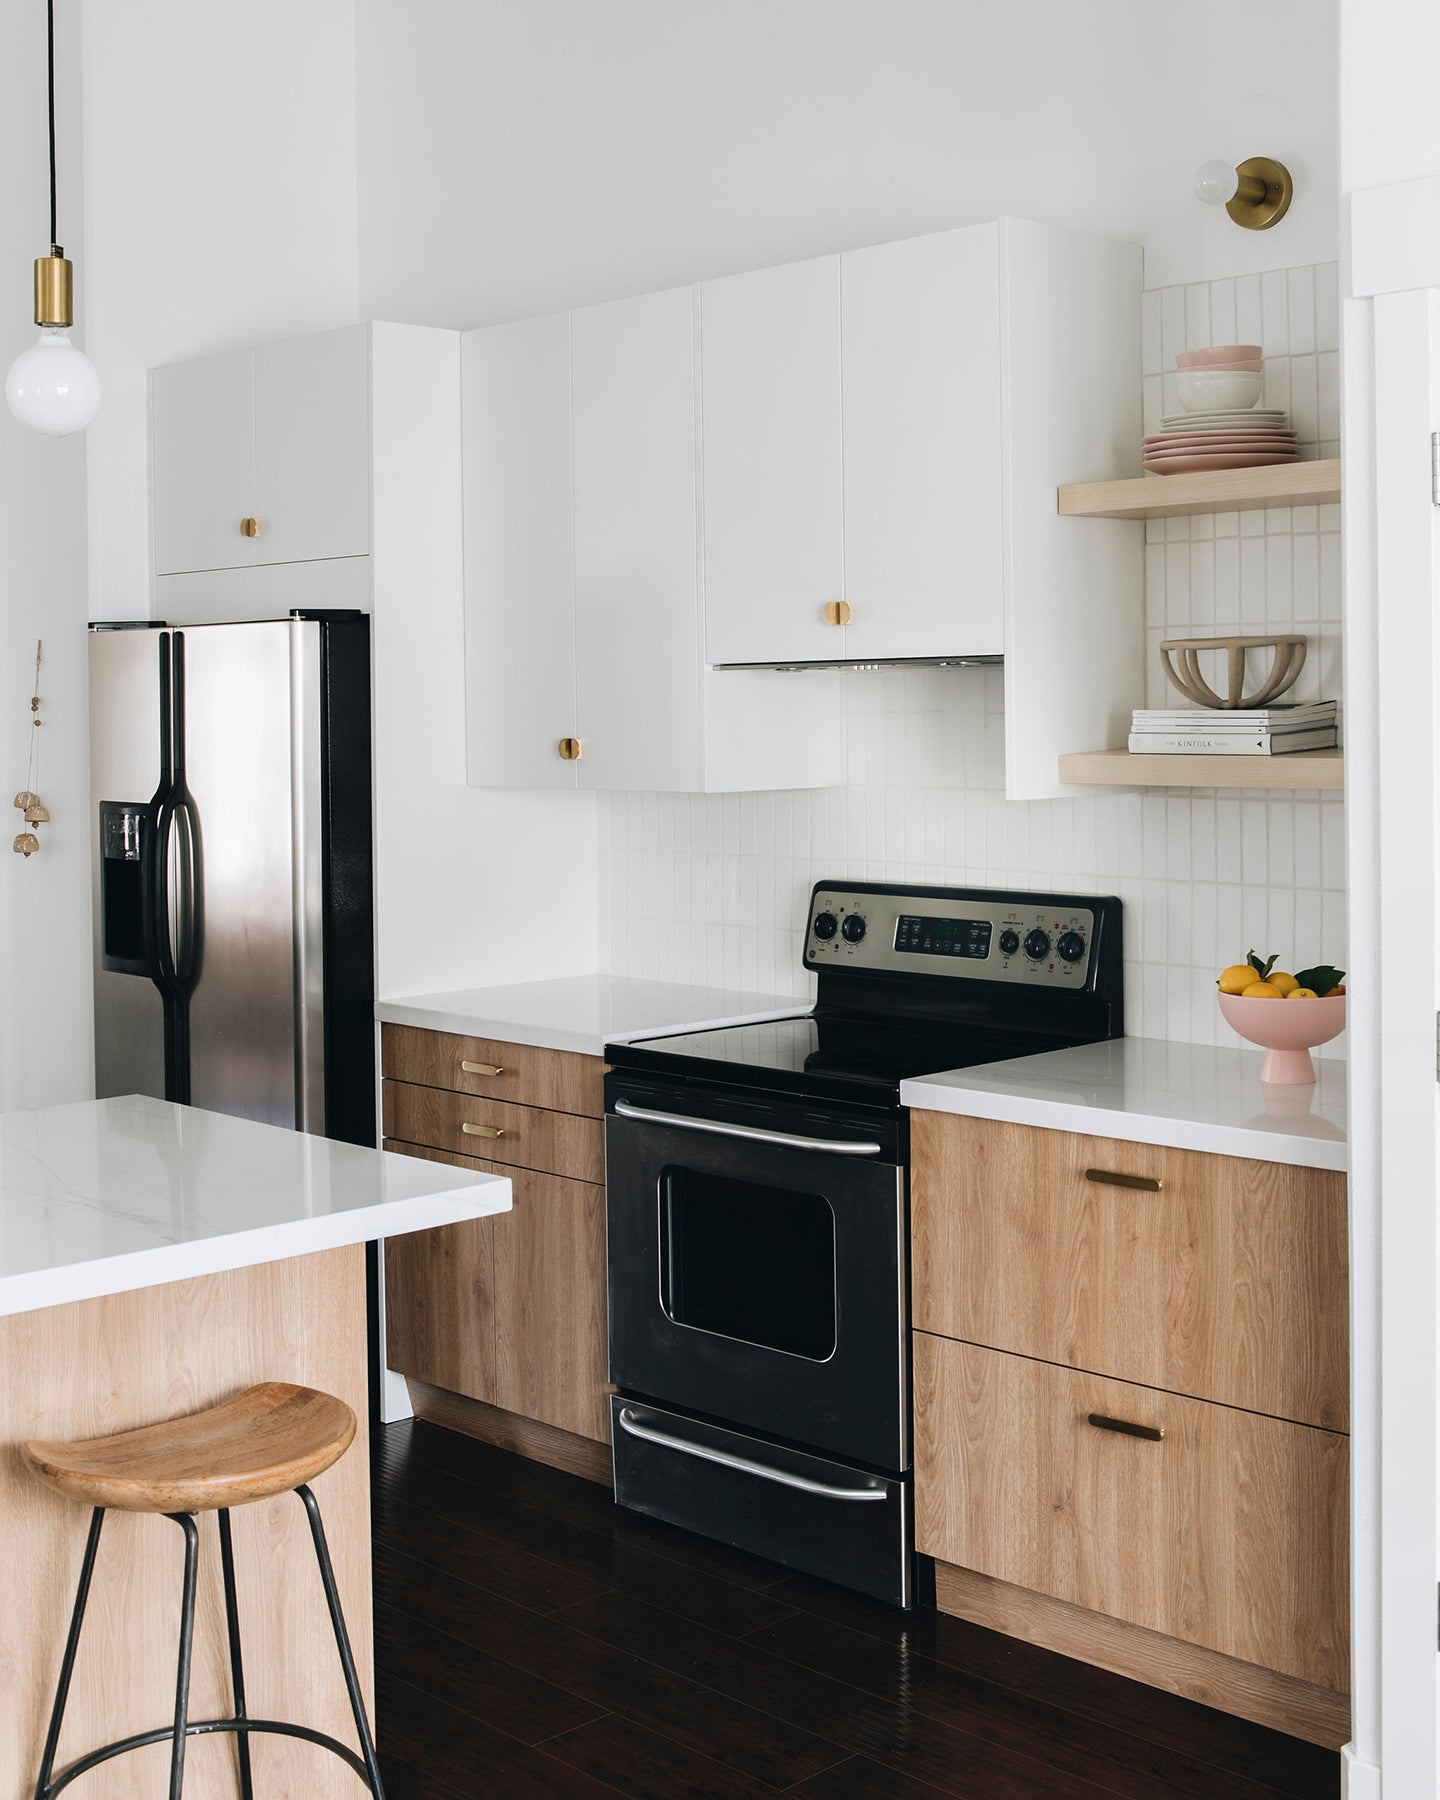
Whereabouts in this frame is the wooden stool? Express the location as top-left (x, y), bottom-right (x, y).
top-left (22, 1381), bottom-right (385, 1799)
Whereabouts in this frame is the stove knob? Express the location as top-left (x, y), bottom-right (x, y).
top-left (998, 928), bottom-right (1021, 957)
top-left (841, 914), bottom-right (867, 943)
top-left (813, 911), bottom-right (839, 941)
top-left (1023, 927), bottom-right (1051, 961)
top-left (1057, 930), bottom-right (1086, 964)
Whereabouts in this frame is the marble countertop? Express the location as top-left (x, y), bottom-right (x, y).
top-left (0, 1094), bottom-right (512, 1318)
top-left (901, 1038), bottom-right (1348, 1171)
top-left (376, 973), bottom-right (808, 1057)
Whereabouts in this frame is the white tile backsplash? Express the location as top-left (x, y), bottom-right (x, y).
top-left (594, 260), bottom-right (1346, 1055)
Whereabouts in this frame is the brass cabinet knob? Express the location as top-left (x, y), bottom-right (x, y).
top-left (557, 737), bottom-right (583, 761)
top-left (822, 601), bottom-right (852, 627)
top-left (240, 517), bottom-right (262, 538)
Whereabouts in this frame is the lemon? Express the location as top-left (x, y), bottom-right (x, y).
top-left (1218, 964), bottom-right (1255, 994)
top-left (1269, 971), bottom-right (1300, 995)
top-left (1242, 981), bottom-right (1283, 998)
top-left (1286, 987), bottom-right (1320, 1000)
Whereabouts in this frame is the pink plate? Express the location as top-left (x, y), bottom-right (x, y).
top-left (1144, 451), bottom-right (1300, 473)
top-left (1145, 444), bottom-right (1300, 459)
top-left (1175, 344), bottom-right (1263, 367)
top-left (1144, 434), bottom-right (1298, 450)
top-left (1217, 992), bottom-right (1346, 1084)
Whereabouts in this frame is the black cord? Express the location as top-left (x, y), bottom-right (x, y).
top-left (47, 0), bottom-right (57, 247)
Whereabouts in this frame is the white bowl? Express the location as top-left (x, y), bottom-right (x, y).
top-left (1176, 369), bottom-right (1264, 412)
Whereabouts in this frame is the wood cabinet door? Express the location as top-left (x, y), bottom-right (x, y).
top-left (911, 1112), bottom-right (1349, 1431)
top-left (462, 312), bottom-right (578, 789)
top-left (841, 225), bottom-right (1004, 660)
top-left (914, 1333), bottom-right (1349, 1692)
top-left (253, 325), bottom-right (371, 565)
top-left (383, 1081), bottom-right (604, 1183)
top-left (700, 255), bottom-right (845, 666)
top-left (151, 349), bottom-right (257, 576)
top-left (380, 1023), bottom-right (604, 1116)
top-left (572, 285), bottom-right (703, 792)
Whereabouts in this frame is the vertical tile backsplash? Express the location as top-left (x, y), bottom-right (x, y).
top-left (596, 260), bottom-right (1346, 1053)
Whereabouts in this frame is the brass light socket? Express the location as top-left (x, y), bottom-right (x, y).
top-left (33, 246), bottom-right (73, 327)
top-left (1226, 158), bottom-right (1294, 231)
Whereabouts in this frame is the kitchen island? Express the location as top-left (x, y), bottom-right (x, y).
top-left (0, 1093), bottom-right (511, 1800)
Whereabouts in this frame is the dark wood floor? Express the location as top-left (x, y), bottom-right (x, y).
top-left (371, 1418), bottom-right (1339, 1799)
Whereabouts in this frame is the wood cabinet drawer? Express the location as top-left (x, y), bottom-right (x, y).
top-left (914, 1333), bottom-right (1348, 1692)
top-left (381, 1022), bottom-right (604, 1117)
top-left (382, 1138), bottom-right (609, 1444)
top-left (911, 1112), bottom-right (1348, 1430)
top-left (382, 1080), bottom-right (604, 1183)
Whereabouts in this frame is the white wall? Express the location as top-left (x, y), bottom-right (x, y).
top-left (356, 0), bottom-right (1336, 325)
top-left (83, 0), bottom-right (361, 621)
top-left (0, 0), bottom-right (94, 1107)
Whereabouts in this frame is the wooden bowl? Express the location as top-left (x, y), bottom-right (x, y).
top-left (1217, 992), bottom-right (1346, 1084)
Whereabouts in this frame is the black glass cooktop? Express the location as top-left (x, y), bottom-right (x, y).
top-left (605, 1011), bottom-right (1062, 1108)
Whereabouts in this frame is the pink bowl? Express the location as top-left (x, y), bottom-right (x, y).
top-left (1217, 992), bottom-right (1347, 1084)
top-left (1176, 344), bottom-right (1263, 368)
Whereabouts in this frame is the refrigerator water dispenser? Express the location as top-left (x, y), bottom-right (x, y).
top-left (98, 801), bottom-right (150, 976)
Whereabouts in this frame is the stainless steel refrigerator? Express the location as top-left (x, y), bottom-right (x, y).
top-left (89, 612), bottom-right (375, 1145)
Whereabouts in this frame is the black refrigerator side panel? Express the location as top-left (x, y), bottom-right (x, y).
top-left (317, 614), bottom-right (376, 1146)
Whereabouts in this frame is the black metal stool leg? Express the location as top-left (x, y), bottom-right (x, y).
top-left (296, 1484), bottom-right (387, 1798)
top-left (33, 1507), bottom-right (105, 1800)
top-left (164, 1512), bottom-right (200, 1800)
top-left (217, 1509), bottom-right (255, 1800)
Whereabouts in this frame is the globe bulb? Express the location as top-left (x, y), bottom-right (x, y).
top-left (6, 326), bottom-right (101, 436)
top-left (1194, 159), bottom-right (1239, 208)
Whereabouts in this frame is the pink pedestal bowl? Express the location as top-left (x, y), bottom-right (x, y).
top-left (1217, 992), bottom-right (1347, 1084)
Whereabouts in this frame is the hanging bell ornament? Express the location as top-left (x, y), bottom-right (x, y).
top-left (13, 790), bottom-right (38, 811)
top-left (12, 832), bottom-right (39, 857)
top-left (23, 802), bottom-right (48, 824)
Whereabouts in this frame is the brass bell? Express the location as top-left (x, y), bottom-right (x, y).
top-left (12, 831), bottom-right (39, 857)
top-left (13, 790), bottom-right (37, 811)
top-left (23, 803), bottom-right (49, 823)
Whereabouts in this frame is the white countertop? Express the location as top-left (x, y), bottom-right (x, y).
top-left (901, 1038), bottom-right (1348, 1171)
top-left (0, 1094), bottom-right (512, 1318)
top-left (376, 973), bottom-right (808, 1057)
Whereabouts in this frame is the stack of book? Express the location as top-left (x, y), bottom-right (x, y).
top-left (1128, 701), bottom-right (1338, 757)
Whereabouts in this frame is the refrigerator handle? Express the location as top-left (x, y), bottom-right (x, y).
top-left (163, 798), bottom-right (198, 983)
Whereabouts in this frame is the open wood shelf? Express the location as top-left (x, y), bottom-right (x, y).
top-left (1058, 748), bottom-right (1344, 791)
top-left (1057, 458), bottom-right (1341, 521)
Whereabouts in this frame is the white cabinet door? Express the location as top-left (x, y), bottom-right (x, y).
top-left (253, 326), bottom-right (370, 565)
top-left (572, 287), bottom-right (702, 792)
top-left (841, 226), bottom-right (1005, 660)
top-left (151, 350), bottom-right (257, 576)
top-left (700, 256), bottom-right (845, 666)
top-left (463, 313), bottom-right (578, 789)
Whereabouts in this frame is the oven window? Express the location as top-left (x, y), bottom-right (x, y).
top-left (658, 1166), bottom-right (837, 1360)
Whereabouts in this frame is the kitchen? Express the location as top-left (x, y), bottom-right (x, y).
top-left (0, 1), bottom-right (1433, 1796)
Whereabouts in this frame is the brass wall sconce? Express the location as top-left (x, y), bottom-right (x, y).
top-left (1193, 157), bottom-right (1294, 231)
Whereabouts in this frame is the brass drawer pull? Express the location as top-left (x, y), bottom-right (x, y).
top-left (822, 600), bottom-right (853, 627)
top-left (460, 1060), bottom-right (505, 1076)
top-left (461, 1122), bottom-right (506, 1139)
top-left (1088, 1412), bottom-right (1164, 1442)
top-left (1084, 1168), bottom-right (1162, 1192)
top-left (558, 737), bottom-right (583, 761)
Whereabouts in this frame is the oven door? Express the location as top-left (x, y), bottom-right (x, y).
top-left (605, 1080), bottom-right (907, 1471)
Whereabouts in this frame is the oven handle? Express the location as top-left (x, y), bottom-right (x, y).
top-left (612, 1098), bottom-right (883, 1157)
top-left (617, 1407), bottom-right (888, 1502)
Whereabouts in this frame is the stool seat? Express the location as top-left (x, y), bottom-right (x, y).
top-left (22, 1382), bottom-right (356, 1514)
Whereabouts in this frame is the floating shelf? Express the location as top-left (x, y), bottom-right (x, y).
top-left (1057, 458), bottom-right (1341, 521)
top-left (1058, 748), bottom-right (1344, 792)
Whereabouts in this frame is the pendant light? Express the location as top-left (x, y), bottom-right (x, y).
top-left (5, 0), bottom-right (100, 437)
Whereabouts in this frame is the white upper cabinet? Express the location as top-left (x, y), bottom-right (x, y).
top-left (151, 325), bottom-right (370, 577)
top-left (699, 257), bottom-right (846, 666)
top-left (463, 313), bottom-right (577, 790)
top-left (841, 226), bottom-right (1004, 661)
top-left (571, 287), bottom-right (703, 792)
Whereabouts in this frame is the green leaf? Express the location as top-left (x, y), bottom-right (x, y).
top-left (1295, 965), bottom-right (1345, 994)
top-left (1247, 949), bottom-right (1278, 981)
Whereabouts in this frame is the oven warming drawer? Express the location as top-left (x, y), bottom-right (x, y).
top-left (611, 1397), bottom-right (913, 1607)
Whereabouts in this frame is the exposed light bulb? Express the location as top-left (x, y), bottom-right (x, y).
top-left (1194, 160), bottom-right (1240, 208)
top-left (6, 324), bottom-right (101, 437)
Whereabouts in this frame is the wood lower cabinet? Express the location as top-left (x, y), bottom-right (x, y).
top-left (914, 1333), bottom-right (1349, 1692)
top-left (381, 1025), bottom-right (610, 1450)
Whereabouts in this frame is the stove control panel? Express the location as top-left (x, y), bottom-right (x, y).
top-left (805, 888), bottom-right (1099, 987)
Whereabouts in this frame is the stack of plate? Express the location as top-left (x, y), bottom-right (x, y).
top-left (1144, 410), bottom-right (1299, 475)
